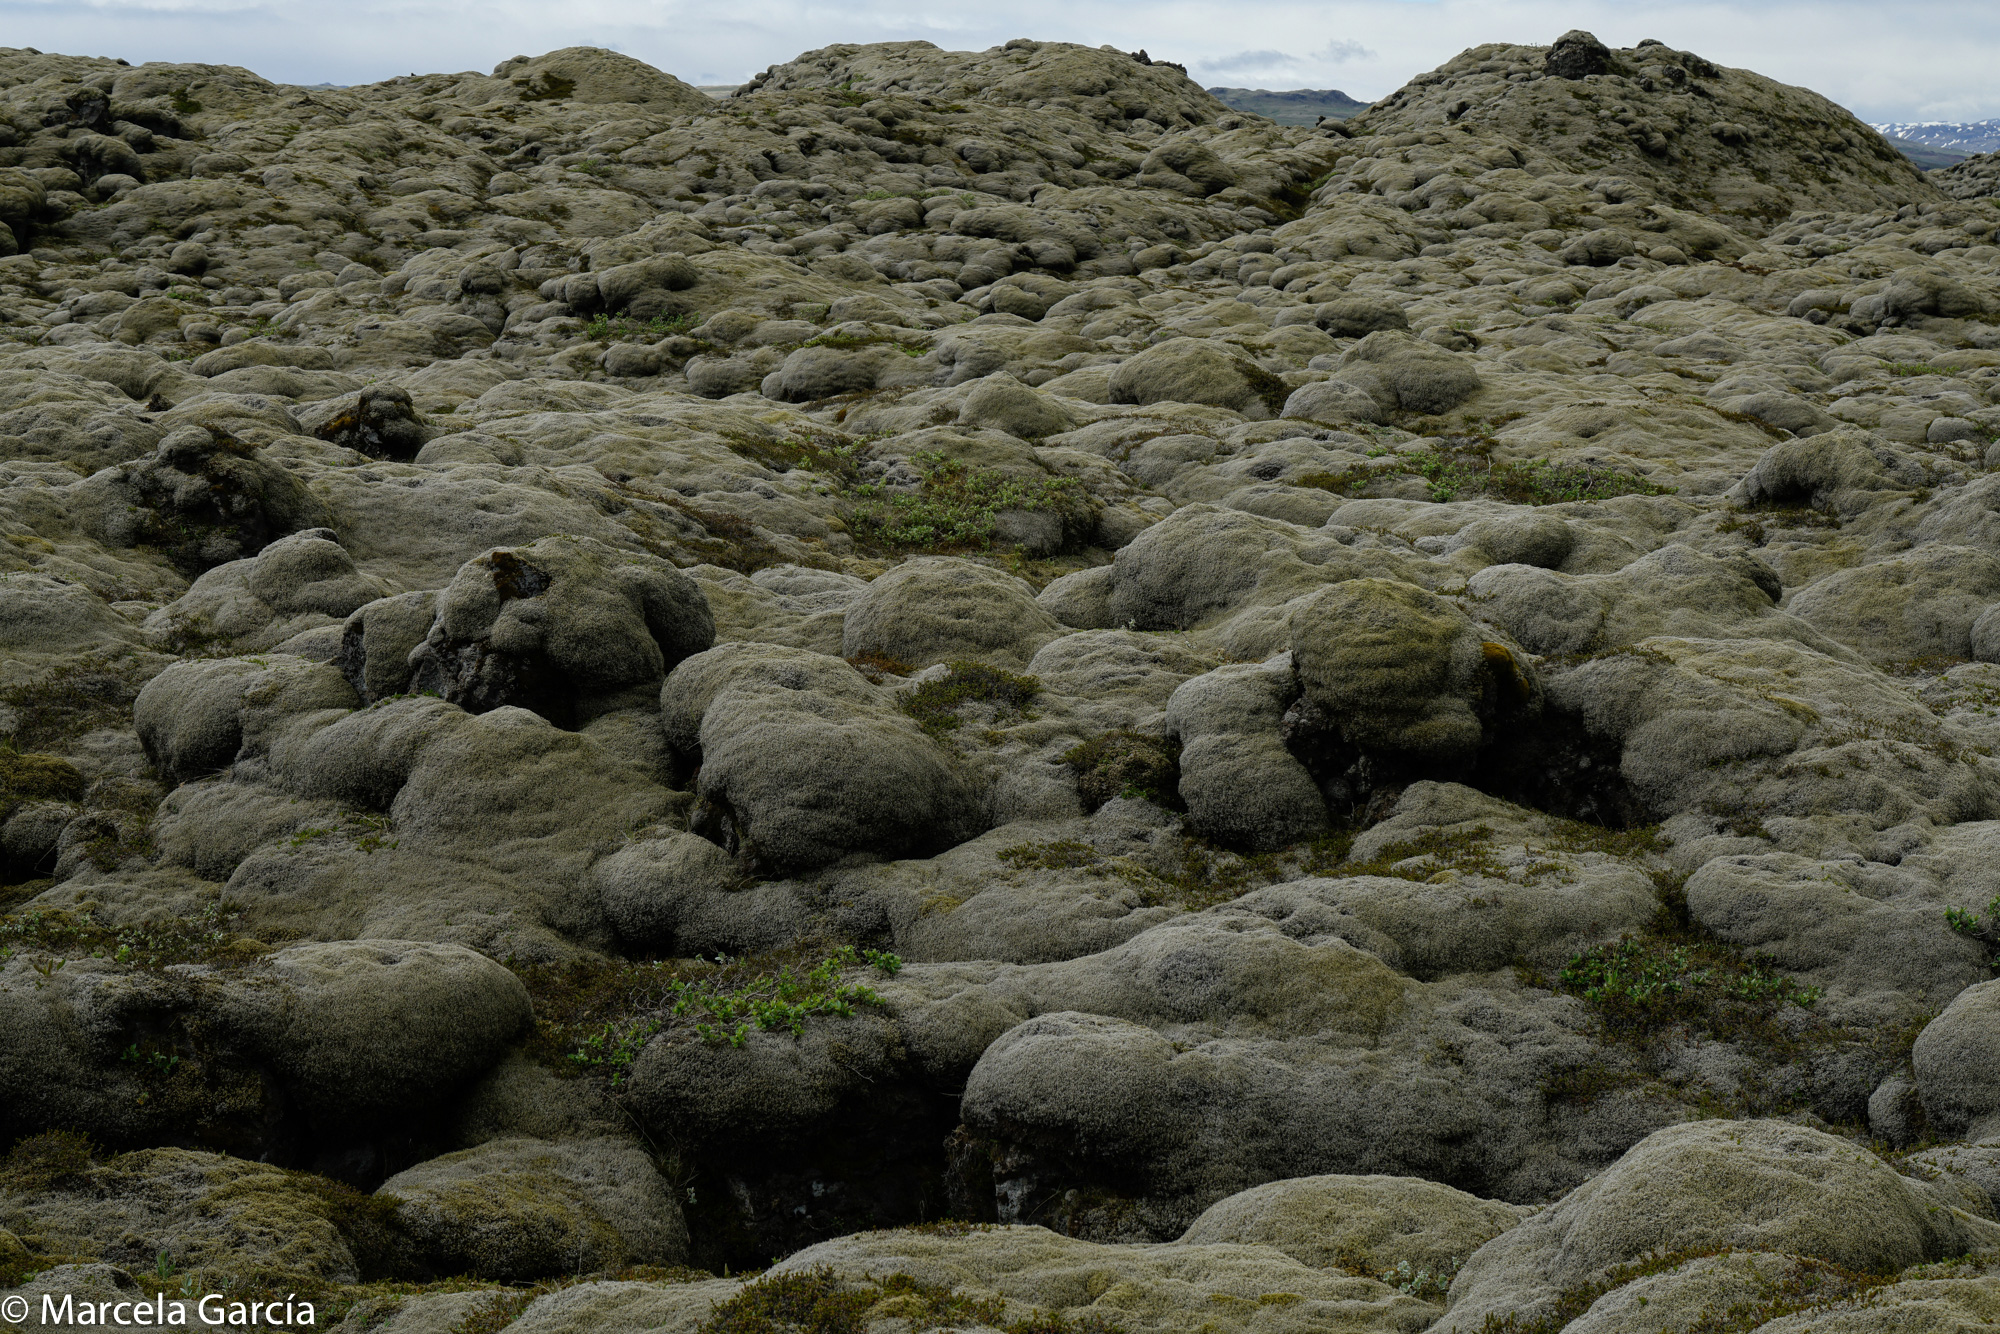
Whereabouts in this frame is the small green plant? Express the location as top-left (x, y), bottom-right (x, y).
top-left (1553, 936), bottom-right (1822, 1040)
top-left (1883, 361), bottom-right (1946, 377)
top-left (564, 948), bottom-right (903, 1079)
top-left (1948, 896), bottom-right (2000, 965)
top-left (1380, 1256), bottom-right (1461, 1302)
top-left (566, 1017), bottom-right (662, 1085)
top-left (0, 900), bottom-right (249, 973)
top-left (901, 662), bottom-right (1042, 738)
top-left (121, 1042), bottom-right (182, 1077)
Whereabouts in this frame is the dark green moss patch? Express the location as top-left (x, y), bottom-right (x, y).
top-left (1, 1129), bottom-right (98, 1192)
top-left (1061, 731), bottom-right (1181, 811)
top-left (0, 748), bottom-right (86, 811)
top-left (902, 662), bottom-right (1042, 739)
top-left (515, 73), bottom-right (575, 101)
top-left (584, 312), bottom-right (698, 342)
top-left (1, 650), bottom-right (155, 751)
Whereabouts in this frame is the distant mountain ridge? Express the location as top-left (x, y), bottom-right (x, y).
top-left (1871, 118), bottom-right (2000, 157)
top-left (1207, 86), bottom-right (1369, 126)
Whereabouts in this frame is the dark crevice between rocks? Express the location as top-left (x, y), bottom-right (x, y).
top-left (678, 1089), bottom-right (966, 1272)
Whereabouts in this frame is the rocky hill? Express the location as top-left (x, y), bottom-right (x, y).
top-left (5, 28), bottom-right (2000, 1334)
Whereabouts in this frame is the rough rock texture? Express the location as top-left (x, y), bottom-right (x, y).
top-left (7, 27), bottom-right (2000, 1329)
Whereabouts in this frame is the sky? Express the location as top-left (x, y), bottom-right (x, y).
top-left (3, 0), bottom-right (1997, 126)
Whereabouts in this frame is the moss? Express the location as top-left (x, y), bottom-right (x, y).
top-left (1340, 825), bottom-right (1510, 880)
top-left (288, 1172), bottom-right (412, 1280)
top-left (1476, 1248), bottom-right (1896, 1333)
top-left (0, 650), bottom-right (154, 751)
top-left (723, 432), bottom-right (867, 484)
top-left (902, 662), bottom-right (1042, 739)
top-left (999, 839), bottom-right (1103, 871)
top-left (1298, 442), bottom-right (1674, 504)
top-left (1060, 731), bottom-right (1181, 810)
top-left (1234, 359), bottom-right (1294, 415)
top-left (0, 900), bottom-right (259, 971)
top-left (797, 332), bottom-right (927, 356)
top-left (515, 73), bottom-right (575, 101)
top-left (0, 1130), bottom-right (97, 1192)
top-left (698, 1266), bottom-right (1125, 1334)
top-left (516, 947), bottom-right (900, 1082)
top-left (451, 1292), bottom-right (532, 1334)
top-left (0, 748), bottom-right (87, 814)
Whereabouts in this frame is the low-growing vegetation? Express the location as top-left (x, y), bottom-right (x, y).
top-left (1061, 730), bottom-right (1182, 810)
top-left (902, 661), bottom-right (1042, 739)
top-left (584, 311), bottom-right (699, 341)
top-left (849, 452), bottom-right (1089, 551)
top-left (0, 901), bottom-right (257, 972)
top-left (529, 947), bottom-right (904, 1085)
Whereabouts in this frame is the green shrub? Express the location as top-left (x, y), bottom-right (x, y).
top-left (0, 901), bottom-right (253, 972)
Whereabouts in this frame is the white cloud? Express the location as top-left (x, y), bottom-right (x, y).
top-left (1313, 39), bottom-right (1374, 63)
top-left (0, 0), bottom-right (1995, 121)
top-left (1197, 49), bottom-right (1299, 76)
